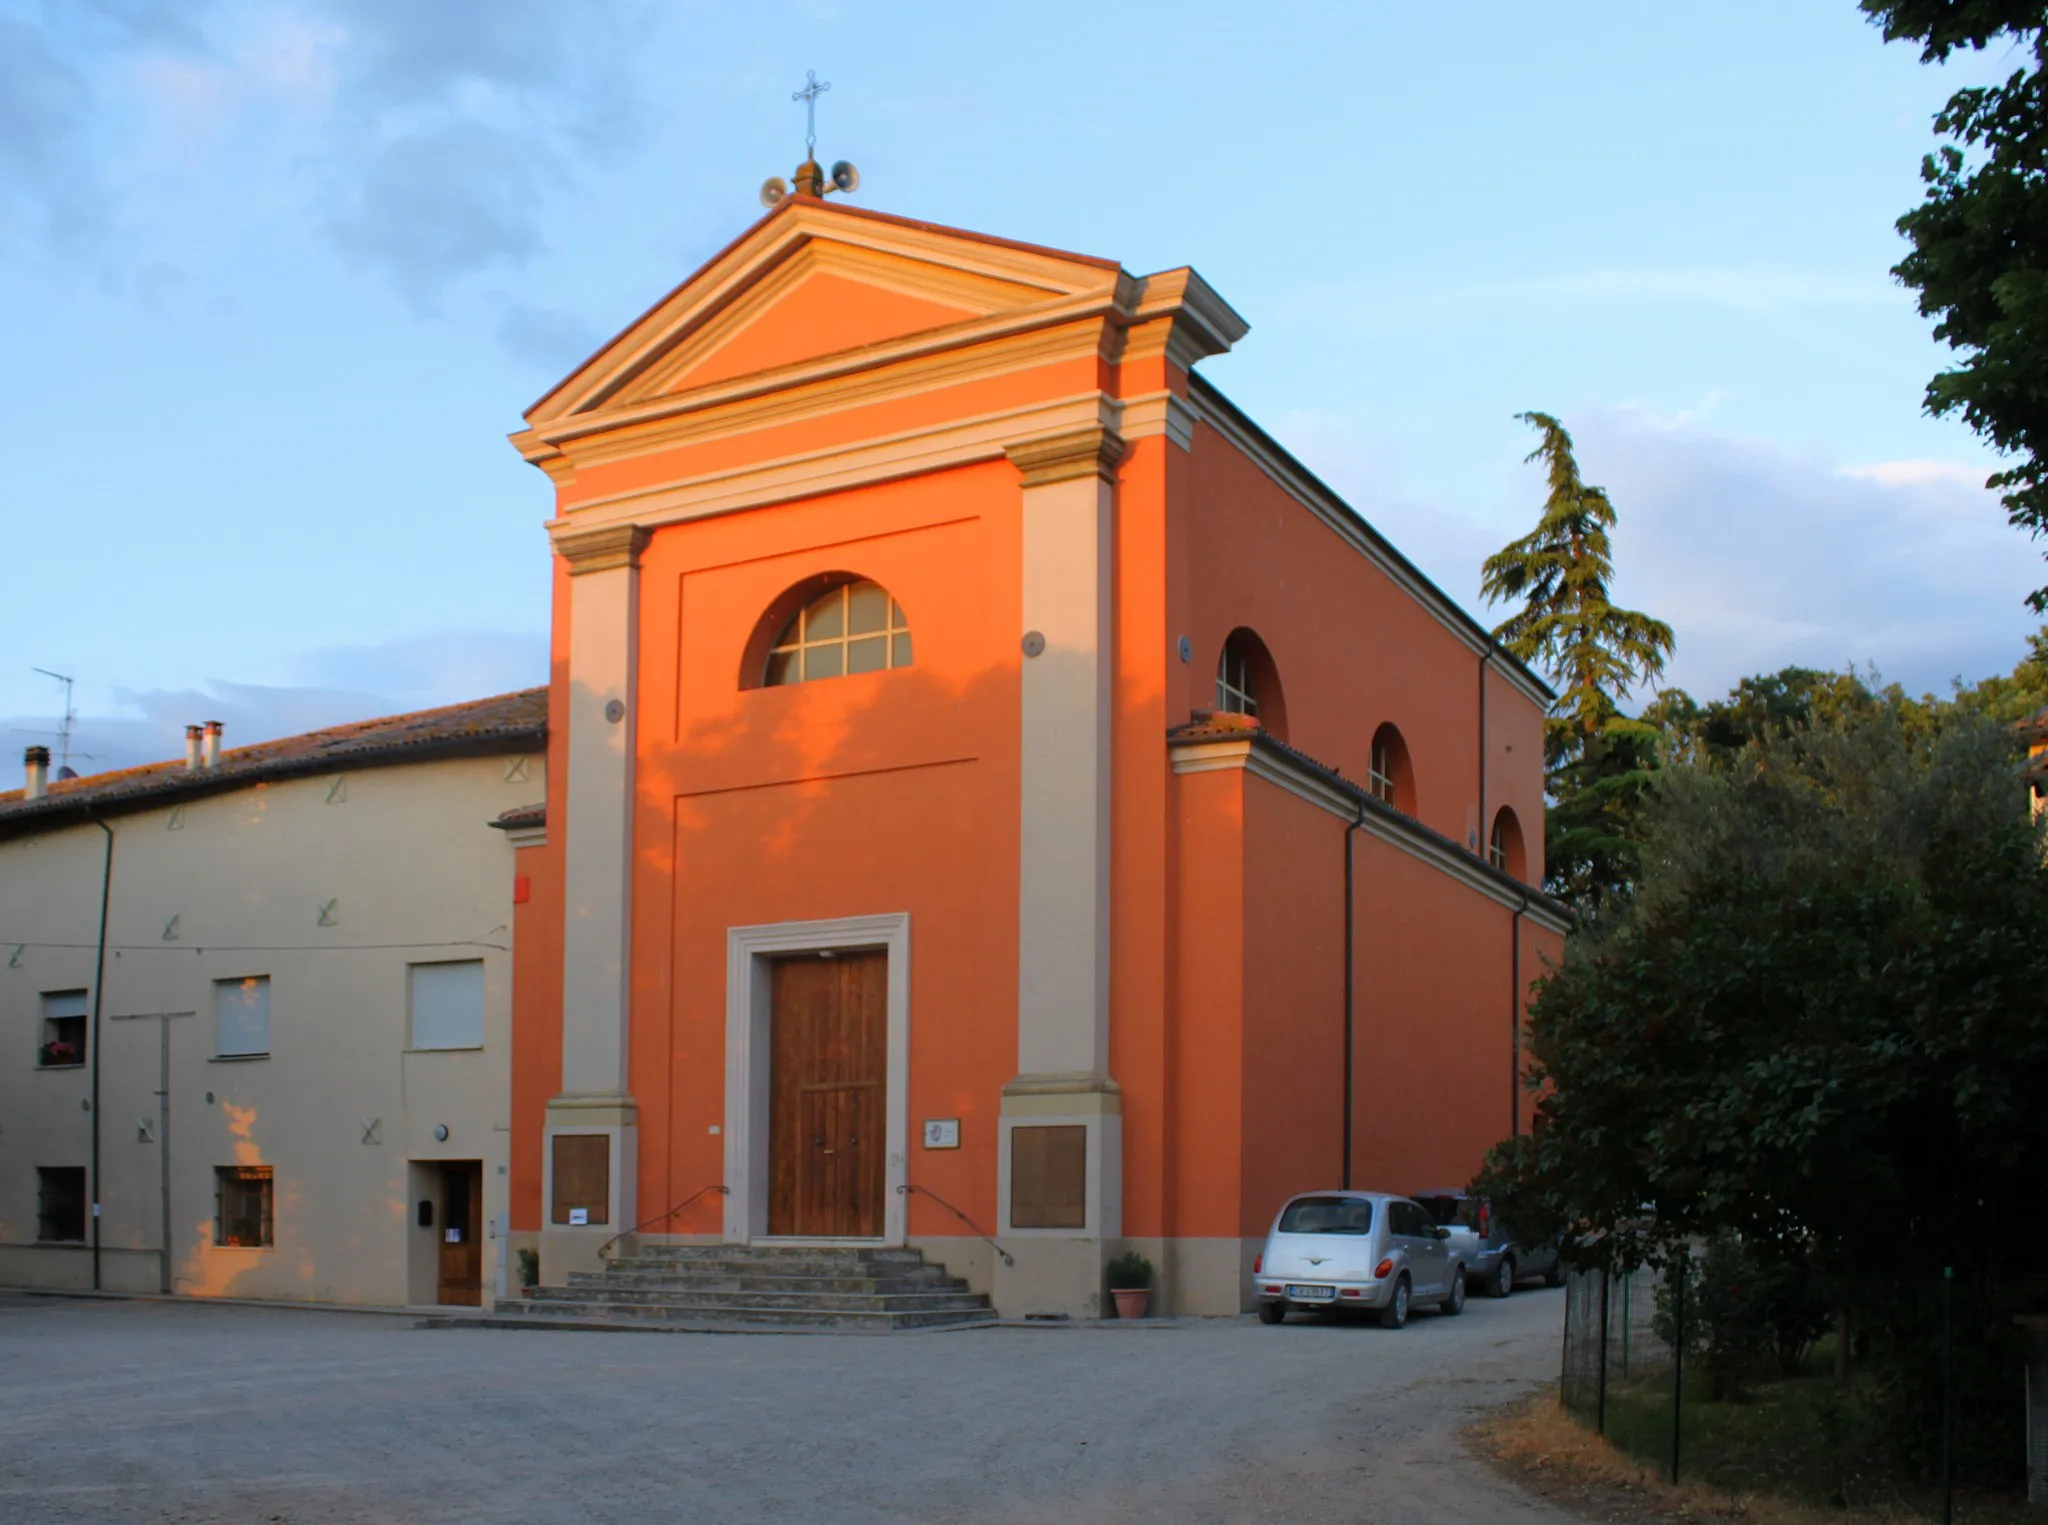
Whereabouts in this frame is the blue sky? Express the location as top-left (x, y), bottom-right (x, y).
top-left (1, 0), bottom-right (2034, 774)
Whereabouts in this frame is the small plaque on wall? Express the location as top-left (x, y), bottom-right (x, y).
top-left (922, 1118), bottom-right (961, 1149)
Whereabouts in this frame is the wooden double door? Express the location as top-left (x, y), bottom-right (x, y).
top-left (768, 950), bottom-right (886, 1238)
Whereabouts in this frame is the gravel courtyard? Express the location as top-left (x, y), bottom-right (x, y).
top-left (0, 1288), bottom-right (1575, 1524)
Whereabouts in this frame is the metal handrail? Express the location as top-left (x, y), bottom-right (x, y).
top-left (897, 1182), bottom-right (1014, 1266)
top-left (597, 1184), bottom-right (730, 1261)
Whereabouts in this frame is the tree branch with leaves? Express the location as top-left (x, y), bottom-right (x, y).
top-left (1483, 412), bottom-right (1675, 906)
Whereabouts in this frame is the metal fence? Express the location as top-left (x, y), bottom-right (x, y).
top-left (1560, 1253), bottom-right (1693, 1480)
top-left (1560, 1255), bottom-right (2048, 1516)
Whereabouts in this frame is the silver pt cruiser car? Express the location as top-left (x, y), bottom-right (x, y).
top-left (1252, 1190), bottom-right (1467, 1328)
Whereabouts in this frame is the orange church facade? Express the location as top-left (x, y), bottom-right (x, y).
top-left (503, 193), bottom-right (1570, 1317)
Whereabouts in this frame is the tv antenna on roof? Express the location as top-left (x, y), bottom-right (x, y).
top-left (11, 668), bottom-right (96, 778)
top-left (761, 69), bottom-right (860, 208)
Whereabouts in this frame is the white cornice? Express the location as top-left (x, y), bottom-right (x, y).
top-left (1169, 736), bottom-right (1572, 933)
top-left (548, 391), bottom-right (1122, 533)
top-left (1119, 390), bottom-right (1195, 451)
top-left (522, 317), bottom-right (1112, 474)
top-left (1186, 384), bottom-right (1554, 712)
top-left (1130, 267), bottom-right (1250, 361)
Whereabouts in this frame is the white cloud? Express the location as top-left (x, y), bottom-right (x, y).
top-left (1578, 413), bottom-right (2041, 701)
top-left (4, 0), bottom-right (644, 314)
top-left (1263, 407), bottom-right (2044, 709)
top-left (1839, 458), bottom-right (1995, 489)
top-left (3, 629), bottom-right (546, 780)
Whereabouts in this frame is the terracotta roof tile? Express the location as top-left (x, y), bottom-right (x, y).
top-left (0, 688), bottom-right (547, 837)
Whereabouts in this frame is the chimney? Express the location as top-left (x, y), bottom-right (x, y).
top-left (201, 720), bottom-right (223, 769)
top-left (24, 745), bottom-right (49, 800)
top-left (185, 725), bottom-right (204, 772)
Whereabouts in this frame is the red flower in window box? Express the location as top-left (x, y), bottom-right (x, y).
top-left (38, 1040), bottom-right (80, 1066)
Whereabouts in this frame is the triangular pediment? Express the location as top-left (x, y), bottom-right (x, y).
top-left (525, 199), bottom-right (1129, 426)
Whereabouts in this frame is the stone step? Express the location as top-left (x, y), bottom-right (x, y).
top-left (634, 1241), bottom-right (924, 1253)
top-left (534, 1284), bottom-right (988, 1314)
top-left (578, 1268), bottom-right (963, 1293)
top-left (628, 1244), bottom-right (927, 1264)
top-left (606, 1252), bottom-right (929, 1269)
top-left (603, 1251), bottom-right (949, 1272)
top-left (494, 1296), bottom-right (994, 1331)
top-left (509, 1245), bottom-right (992, 1332)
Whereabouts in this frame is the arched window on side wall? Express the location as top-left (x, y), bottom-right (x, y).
top-left (1368, 723), bottom-right (1413, 812)
top-left (1489, 807), bottom-right (1527, 881)
top-left (1213, 627), bottom-right (1288, 741)
top-left (755, 577), bottom-right (912, 687)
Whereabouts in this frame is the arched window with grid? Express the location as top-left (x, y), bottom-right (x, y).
top-left (1489, 806), bottom-right (1527, 880)
top-left (1212, 628), bottom-right (1287, 740)
top-left (761, 579), bottom-right (913, 686)
top-left (1368, 723), bottom-right (1413, 812)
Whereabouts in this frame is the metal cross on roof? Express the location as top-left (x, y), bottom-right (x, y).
top-left (793, 69), bottom-right (830, 153)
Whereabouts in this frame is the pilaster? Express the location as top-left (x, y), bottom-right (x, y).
top-left (998, 427), bottom-right (1124, 1318)
top-left (543, 520), bottom-right (648, 1281)
top-left (1008, 426), bottom-right (1122, 1080)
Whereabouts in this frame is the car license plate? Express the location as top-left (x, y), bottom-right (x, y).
top-left (1285, 1284), bottom-right (1336, 1301)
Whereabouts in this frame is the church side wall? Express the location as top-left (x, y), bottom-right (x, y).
top-left (1183, 418), bottom-right (1549, 879)
top-left (1350, 829), bottom-right (1526, 1196)
top-left (1239, 778), bottom-right (1347, 1240)
top-left (1165, 765), bottom-right (1248, 1314)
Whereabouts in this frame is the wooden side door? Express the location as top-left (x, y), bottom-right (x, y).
top-left (768, 951), bottom-right (886, 1237)
top-left (436, 1162), bottom-right (483, 1305)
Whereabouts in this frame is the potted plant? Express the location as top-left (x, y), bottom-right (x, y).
top-left (515, 1247), bottom-right (539, 1296)
top-left (1106, 1250), bottom-right (1153, 1320)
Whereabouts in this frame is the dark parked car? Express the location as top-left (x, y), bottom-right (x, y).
top-left (1409, 1189), bottom-right (1562, 1298)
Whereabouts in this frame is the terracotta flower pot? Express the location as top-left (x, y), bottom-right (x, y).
top-left (1111, 1288), bottom-right (1150, 1320)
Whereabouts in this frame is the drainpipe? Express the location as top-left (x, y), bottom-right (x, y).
top-left (87, 810), bottom-right (114, 1292)
top-left (1509, 888), bottom-right (1530, 1140)
top-left (1341, 796), bottom-right (1368, 1189)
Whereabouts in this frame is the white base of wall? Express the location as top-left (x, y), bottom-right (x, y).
top-left (908, 1234), bottom-right (993, 1299)
top-left (993, 1234), bottom-right (1108, 1320)
top-left (1124, 1236), bottom-right (1258, 1316)
top-left (0, 1244), bottom-right (160, 1295)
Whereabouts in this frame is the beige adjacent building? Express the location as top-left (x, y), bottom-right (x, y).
top-left (0, 691), bottom-right (544, 1308)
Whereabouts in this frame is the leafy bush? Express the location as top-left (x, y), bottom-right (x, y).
top-left (515, 1247), bottom-right (539, 1290)
top-left (1653, 1237), bottom-right (1829, 1400)
top-left (1105, 1250), bottom-right (1152, 1290)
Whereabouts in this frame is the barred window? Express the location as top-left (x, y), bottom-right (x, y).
top-left (215, 1166), bottom-right (273, 1247)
